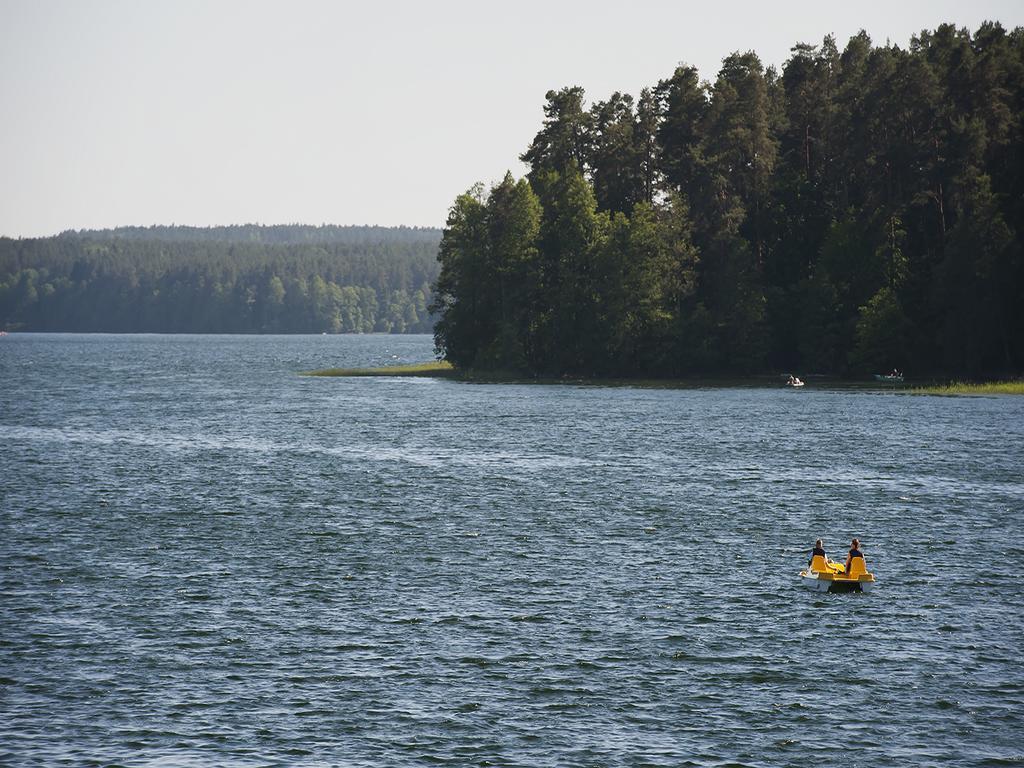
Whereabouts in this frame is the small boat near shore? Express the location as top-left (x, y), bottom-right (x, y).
top-left (873, 373), bottom-right (904, 383)
top-left (800, 554), bottom-right (875, 593)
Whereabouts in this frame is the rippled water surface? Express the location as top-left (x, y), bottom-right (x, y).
top-left (2, 334), bottom-right (1023, 767)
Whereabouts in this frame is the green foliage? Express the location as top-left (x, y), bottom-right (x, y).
top-left (434, 22), bottom-right (1024, 378)
top-left (851, 286), bottom-right (911, 372)
top-left (431, 177), bottom-right (544, 370)
top-left (431, 187), bottom-right (490, 367)
top-left (521, 87), bottom-right (592, 181)
top-left (0, 225), bottom-right (440, 333)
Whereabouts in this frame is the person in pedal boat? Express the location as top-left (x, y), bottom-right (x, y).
top-left (843, 538), bottom-right (863, 573)
top-left (808, 539), bottom-right (841, 572)
top-left (808, 538), bottom-right (828, 567)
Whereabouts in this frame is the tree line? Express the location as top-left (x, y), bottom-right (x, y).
top-left (63, 223), bottom-right (440, 245)
top-left (432, 23), bottom-right (1024, 377)
top-left (0, 226), bottom-right (441, 333)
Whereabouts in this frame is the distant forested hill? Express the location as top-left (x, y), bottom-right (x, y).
top-left (66, 223), bottom-right (440, 246)
top-left (0, 225), bottom-right (441, 333)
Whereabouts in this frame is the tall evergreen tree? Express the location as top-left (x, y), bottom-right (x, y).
top-left (521, 87), bottom-right (593, 182)
top-left (431, 187), bottom-right (490, 368)
top-left (589, 93), bottom-right (642, 214)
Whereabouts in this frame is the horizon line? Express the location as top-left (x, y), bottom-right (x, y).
top-left (0, 221), bottom-right (446, 240)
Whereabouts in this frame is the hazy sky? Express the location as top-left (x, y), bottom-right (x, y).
top-left (1, 0), bottom-right (1021, 237)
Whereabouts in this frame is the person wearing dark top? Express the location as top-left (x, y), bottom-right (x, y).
top-left (808, 538), bottom-right (827, 567)
top-left (844, 538), bottom-right (864, 573)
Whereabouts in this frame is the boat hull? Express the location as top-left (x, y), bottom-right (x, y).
top-left (800, 571), bottom-right (875, 593)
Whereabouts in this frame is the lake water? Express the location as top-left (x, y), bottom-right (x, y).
top-left (2, 334), bottom-right (1022, 767)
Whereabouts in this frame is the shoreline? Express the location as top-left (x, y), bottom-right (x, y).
top-left (303, 364), bottom-right (1023, 394)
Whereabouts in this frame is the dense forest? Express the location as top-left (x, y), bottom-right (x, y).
top-left (0, 225), bottom-right (441, 333)
top-left (433, 23), bottom-right (1024, 377)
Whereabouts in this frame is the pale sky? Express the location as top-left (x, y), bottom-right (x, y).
top-left (1, 0), bottom-right (1021, 238)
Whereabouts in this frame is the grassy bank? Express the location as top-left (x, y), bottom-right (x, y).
top-left (911, 380), bottom-right (1024, 396)
top-left (304, 361), bottom-right (456, 377)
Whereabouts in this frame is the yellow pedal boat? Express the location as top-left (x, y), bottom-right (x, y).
top-left (800, 554), bottom-right (876, 593)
